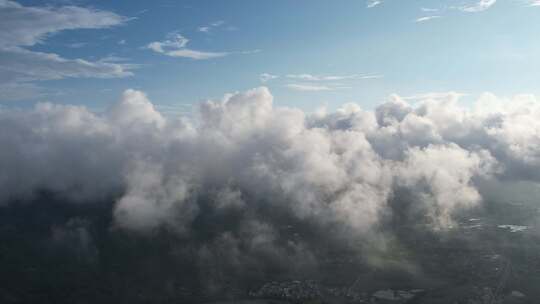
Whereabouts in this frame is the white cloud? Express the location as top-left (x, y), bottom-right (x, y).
top-left (147, 33), bottom-right (228, 60)
top-left (527, 0), bottom-right (540, 6)
top-left (259, 73), bottom-right (278, 83)
top-left (0, 47), bottom-right (134, 82)
top-left (359, 74), bottom-right (384, 79)
top-left (238, 49), bottom-right (262, 55)
top-left (415, 15), bottom-right (441, 22)
top-left (403, 91), bottom-right (466, 101)
top-left (257, 73), bottom-right (383, 89)
top-left (460, 0), bottom-right (497, 12)
top-left (367, 0), bottom-right (382, 8)
top-left (286, 74), bottom-right (360, 81)
top-left (147, 33), bottom-right (258, 60)
top-left (197, 20), bottom-right (227, 33)
top-left (0, 0), bottom-right (133, 101)
top-left (5, 87), bottom-right (540, 234)
top-left (286, 83), bottom-right (335, 91)
top-left (160, 48), bottom-right (228, 60)
top-left (4, 87), bottom-right (540, 272)
top-left (211, 20), bottom-right (225, 27)
top-left (414, 0), bottom-right (521, 20)
top-left (286, 74), bottom-right (382, 81)
top-left (0, 0), bottom-right (128, 48)
top-left (280, 74), bottom-right (380, 91)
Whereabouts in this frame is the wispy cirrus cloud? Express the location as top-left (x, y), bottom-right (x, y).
top-left (0, 0), bottom-right (135, 101)
top-left (0, 0), bottom-right (129, 48)
top-left (286, 83), bottom-right (335, 91)
top-left (415, 15), bottom-right (441, 23)
top-left (287, 74), bottom-right (356, 81)
top-left (373, 0), bottom-right (532, 20)
top-left (259, 73), bottom-right (278, 83)
top-left (286, 74), bottom-right (382, 81)
top-left (261, 72), bottom-right (382, 91)
top-left (147, 33), bottom-right (258, 60)
top-left (402, 91), bottom-right (467, 101)
top-left (459, 0), bottom-right (497, 12)
top-left (413, 0), bottom-right (506, 23)
top-left (421, 7), bottom-right (440, 12)
top-left (366, 0), bottom-right (382, 8)
top-left (198, 20), bottom-right (225, 33)
top-left (286, 83), bottom-right (352, 92)
top-left (0, 48), bottom-right (134, 82)
top-left (147, 33), bottom-right (228, 60)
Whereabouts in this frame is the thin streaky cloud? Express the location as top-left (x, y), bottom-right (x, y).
top-left (286, 83), bottom-right (333, 91)
top-left (403, 91), bottom-right (467, 101)
top-left (460, 0), bottom-right (497, 12)
top-left (198, 20), bottom-right (227, 33)
top-left (147, 33), bottom-right (257, 60)
top-left (210, 20), bottom-right (225, 27)
top-left (0, 0), bottom-right (129, 48)
top-left (286, 74), bottom-right (358, 81)
top-left (286, 83), bottom-right (351, 91)
top-left (366, 0), bottom-right (382, 8)
top-left (359, 74), bottom-right (384, 79)
top-left (415, 16), bottom-right (441, 22)
top-left (0, 0), bottom-right (134, 100)
top-left (238, 49), bottom-right (262, 55)
top-left (260, 73), bottom-right (278, 83)
top-left (147, 33), bottom-right (228, 60)
top-left (286, 74), bottom-right (382, 81)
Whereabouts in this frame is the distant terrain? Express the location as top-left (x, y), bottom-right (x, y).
top-left (1, 195), bottom-right (537, 304)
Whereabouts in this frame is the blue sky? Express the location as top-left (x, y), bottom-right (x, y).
top-left (1, 0), bottom-right (540, 113)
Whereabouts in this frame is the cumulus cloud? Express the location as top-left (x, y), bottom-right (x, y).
top-left (0, 0), bottom-right (134, 101)
top-left (1, 87), bottom-right (537, 220)
top-left (3, 87), bottom-right (540, 285)
top-left (396, 144), bottom-right (496, 227)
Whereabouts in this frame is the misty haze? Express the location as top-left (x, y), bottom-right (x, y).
top-left (1, 1), bottom-right (540, 304)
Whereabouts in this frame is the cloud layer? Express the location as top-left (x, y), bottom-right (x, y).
top-left (2, 87), bottom-right (540, 286)
top-left (2, 88), bottom-right (539, 224)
